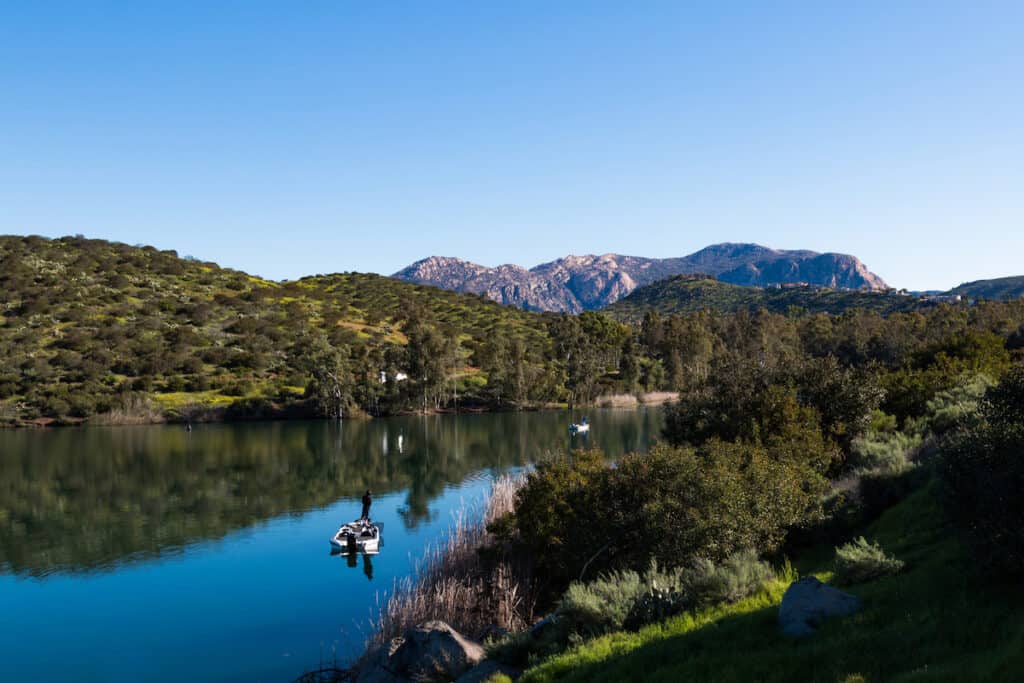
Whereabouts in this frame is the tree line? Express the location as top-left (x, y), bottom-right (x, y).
top-left (2, 235), bottom-right (1023, 426)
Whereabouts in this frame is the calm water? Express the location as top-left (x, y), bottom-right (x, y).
top-left (0, 408), bottom-right (663, 682)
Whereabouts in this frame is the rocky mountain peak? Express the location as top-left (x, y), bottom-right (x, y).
top-left (393, 244), bottom-right (888, 313)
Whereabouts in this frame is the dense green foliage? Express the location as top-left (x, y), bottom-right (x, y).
top-left (490, 437), bottom-right (826, 600)
top-left (605, 275), bottom-right (928, 320)
top-left (940, 365), bottom-right (1024, 577)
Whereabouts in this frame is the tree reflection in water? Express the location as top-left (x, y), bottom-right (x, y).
top-left (0, 409), bottom-right (662, 578)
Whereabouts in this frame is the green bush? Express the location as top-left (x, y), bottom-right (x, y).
top-left (834, 536), bottom-right (904, 584)
top-left (560, 569), bottom-right (645, 637)
top-left (923, 373), bottom-right (993, 435)
top-left (494, 442), bottom-right (824, 595)
top-left (683, 550), bottom-right (777, 607)
top-left (940, 365), bottom-right (1024, 576)
top-left (561, 553), bottom-right (776, 638)
top-left (849, 431), bottom-right (919, 473)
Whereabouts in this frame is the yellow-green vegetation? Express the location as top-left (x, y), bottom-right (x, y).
top-left (519, 481), bottom-right (1024, 682)
top-left (3, 235), bottom-right (1024, 428)
top-left (0, 235), bottom-right (554, 423)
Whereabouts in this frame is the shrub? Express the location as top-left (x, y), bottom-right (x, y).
top-left (940, 365), bottom-right (1024, 576)
top-left (682, 549), bottom-right (777, 607)
top-left (834, 537), bottom-right (904, 584)
top-left (560, 569), bottom-right (645, 637)
top-left (562, 553), bottom-right (776, 637)
top-left (849, 431), bottom-right (919, 473)
top-left (495, 442), bottom-right (824, 595)
top-left (923, 373), bottom-right (993, 435)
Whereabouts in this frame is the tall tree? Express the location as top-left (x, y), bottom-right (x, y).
top-left (303, 336), bottom-right (355, 419)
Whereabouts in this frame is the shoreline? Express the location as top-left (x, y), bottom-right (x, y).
top-left (0, 393), bottom-right (676, 430)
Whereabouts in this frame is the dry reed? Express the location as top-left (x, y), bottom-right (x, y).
top-left (597, 391), bottom-right (679, 408)
top-left (90, 394), bottom-right (165, 425)
top-left (366, 474), bottom-right (534, 650)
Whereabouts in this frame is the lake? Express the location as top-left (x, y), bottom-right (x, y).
top-left (0, 408), bottom-right (664, 682)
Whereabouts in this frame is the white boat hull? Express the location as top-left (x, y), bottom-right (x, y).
top-left (329, 520), bottom-right (382, 555)
top-left (570, 423), bottom-right (590, 433)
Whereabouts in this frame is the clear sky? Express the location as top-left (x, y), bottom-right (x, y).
top-left (1, 1), bottom-right (1021, 290)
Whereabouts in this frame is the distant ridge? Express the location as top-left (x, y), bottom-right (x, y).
top-left (603, 275), bottom-right (926, 320)
top-left (948, 276), bottom-right (1024, 301)
top-left (393, 243), bottom-right (888, 313)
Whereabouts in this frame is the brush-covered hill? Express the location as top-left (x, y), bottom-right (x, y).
top-left (0, 235), bottom-right (549, 425)
top-left (949, 275), bottom-right (1024, 301)
top-left (602, 275), bottom-right (925, 321)
top-left (394, 244), bottom-right (888, 313)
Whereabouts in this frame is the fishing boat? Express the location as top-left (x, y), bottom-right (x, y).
top-left (569, 417), bottom-right (590, 434)
top-left (329, 519), bottom-right (382, 554)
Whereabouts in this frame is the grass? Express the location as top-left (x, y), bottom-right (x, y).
top-left (151, 390), bottom-right (240, 409)
top-left (367, 475), bottom-right (535, 651)
top-left (519, 480), bottom-right (1024, 682)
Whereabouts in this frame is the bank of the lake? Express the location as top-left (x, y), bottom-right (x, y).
top-left (0, 408), bottom-right (663, 683)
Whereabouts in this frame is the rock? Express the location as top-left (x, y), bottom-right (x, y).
top-left (778, 577), bottom-right (861, 637)
top-left (355, 637), bottom-right (408, 683)
top-left (455, 660), bottom-right (520, 683)
top-left (393, 246), bottom-right (888, 313)
top-left (358, 621), bottom-right (485, 683)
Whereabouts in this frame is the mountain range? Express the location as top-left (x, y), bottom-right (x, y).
top-left (393, 243), bottom-right (888, 313)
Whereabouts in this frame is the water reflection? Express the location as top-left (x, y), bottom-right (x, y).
top-left (0, 409), bottom-right (663, 578)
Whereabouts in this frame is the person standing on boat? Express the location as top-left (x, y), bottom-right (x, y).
top-left (361, 489), bottom-right (372, 520)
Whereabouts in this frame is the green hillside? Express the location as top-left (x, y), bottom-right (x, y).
top-left (518, 480), bottom-right (1024, 683)
top-left (950, 276), bottom-right (1024, 301)
top-left (0, 235), bottom-right (551, 424)
top-left (4, 236), bottom-right (1024, 431)
top-left (603, 275), bottom-right (927, 321)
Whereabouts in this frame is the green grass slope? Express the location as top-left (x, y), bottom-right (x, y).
top-left (520, 480), bottom-right (1024, 682)
top-left (604, 276), bottom-right (928, 321)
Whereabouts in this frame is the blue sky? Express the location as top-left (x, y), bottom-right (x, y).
top-left (1, 1), bottom-right (1021, 290)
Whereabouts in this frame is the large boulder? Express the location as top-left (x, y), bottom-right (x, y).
top-left (779, 577), bottom-right (861, 637)
top-left (357, 621), bottom-right (485, 683)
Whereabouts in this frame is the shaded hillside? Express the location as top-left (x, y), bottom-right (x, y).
top-left (603, 276), bottom-right (924, 321)
top-left (950, 275), bottom-right (1024, 300)
top-left (394, 243), bottom-right (888, 313)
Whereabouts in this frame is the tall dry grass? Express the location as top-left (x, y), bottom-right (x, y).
top-left (597, 391), bottom-right (679, 408)
top-left (367, 474), bottom-right (535, 650)
top-left (90, 394), bottom-right (165, 425)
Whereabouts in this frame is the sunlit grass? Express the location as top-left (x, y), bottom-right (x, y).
top-left (152, 391), bottom-right (238, 409)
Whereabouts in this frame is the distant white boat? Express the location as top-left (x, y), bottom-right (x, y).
top-left (569, 417), bottom-right (590, 434)
top-left (329, 519), bottom-right (382, 554)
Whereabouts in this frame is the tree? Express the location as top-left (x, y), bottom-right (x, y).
top-left (303, 337), bottom-right (355, 419)
top-left (941, 364), bottom-right (1024, 576)
top-left (405, 318), bottom-right (450, 412)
